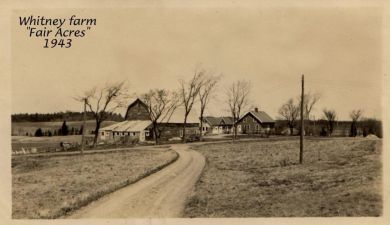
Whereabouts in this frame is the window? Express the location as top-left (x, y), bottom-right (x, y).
top-left (145, 131), bottom-right (150, 137)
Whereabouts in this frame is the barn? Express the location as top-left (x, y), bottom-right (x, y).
top-left (99, 98), bottom-right (199, 142)
top-left (236, 108), bottom-right (275, 134)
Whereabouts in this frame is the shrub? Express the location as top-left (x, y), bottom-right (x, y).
top-left (34, 128), bottom-right (44, 137)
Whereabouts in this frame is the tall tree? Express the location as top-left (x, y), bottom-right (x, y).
top-left (226, 80), bottom-right (251, 140)
top-left (349, 109), bottom-right (363, 137)
top-left (179, 68), bottom-right (205, 142)
top-left (323, 108), bottom-right (337, 136)
top-left (198, 74), bottom-right (220, 139)
top-left (76, 81), bottom-right (127, 147)
top-left (141, 89), bottom-right (179, 144)
top-left (278, 98), bottom-right (299, 135)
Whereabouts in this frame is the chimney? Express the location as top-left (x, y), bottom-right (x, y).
top-left (254, 107), bottom-right (259, 112)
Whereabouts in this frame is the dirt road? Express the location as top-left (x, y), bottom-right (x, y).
top-left (68, 144), bottom-right (205, 218)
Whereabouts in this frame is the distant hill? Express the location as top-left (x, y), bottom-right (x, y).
top-left (12, 111), bottom-right (124, 122)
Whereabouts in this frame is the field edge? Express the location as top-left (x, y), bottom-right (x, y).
top-left (15, 149), bottom-right (180, 219)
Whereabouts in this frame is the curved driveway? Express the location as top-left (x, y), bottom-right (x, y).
top-left (68, 144), bottom-right (205, 218)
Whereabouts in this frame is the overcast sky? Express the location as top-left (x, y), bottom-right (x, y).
top-left (12, 7), bottom-right (382, 120)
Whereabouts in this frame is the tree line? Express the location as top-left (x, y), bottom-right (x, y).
top-left (12, 111), bottom-right (123, 122)
top-left (278, 95), bottom-right (382, 137)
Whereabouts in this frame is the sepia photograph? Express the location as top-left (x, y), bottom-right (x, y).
top-left (1, 1), bottom-right (389, 224)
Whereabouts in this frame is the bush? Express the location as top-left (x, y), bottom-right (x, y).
top-left (34, 128), bottom-right (44, 137)
top-left (361, 119), bottom-right (382, 138)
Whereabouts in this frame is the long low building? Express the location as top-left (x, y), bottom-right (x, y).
top-left (99, 120), bottom-right (152, 142)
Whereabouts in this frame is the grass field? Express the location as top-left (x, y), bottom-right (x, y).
top-left (12, 120), bottom-right (117, 136)
top-left (184, 138), bottom-right (382, 217)
top-left (12, 135), bottom-right (88, 153)
top-left (12, 147), bottom-right (178, 219)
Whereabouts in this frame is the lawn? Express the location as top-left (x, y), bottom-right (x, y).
top-left (184, 137), bottom-right (382, 217)
top-left (12, 147), bottom-right (178, 219)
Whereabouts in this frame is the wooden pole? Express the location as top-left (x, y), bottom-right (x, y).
top-left (80, 98), bottom-right (87, 154)
top-left (300, 75), bottom-right (304, 164)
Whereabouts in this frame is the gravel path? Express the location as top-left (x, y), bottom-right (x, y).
top-left (67, 144), bottom-right (205, 218)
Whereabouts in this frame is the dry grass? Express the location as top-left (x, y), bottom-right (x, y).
top-left (12, 148), bottom-right (178, 219)
top-left (12, 120), bottom-right (116, 136)
top-left (185, 138), bottom-right (382, 217)
top-left (12, 135), bottom-right (84, 152)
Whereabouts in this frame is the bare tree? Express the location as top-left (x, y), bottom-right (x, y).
top-left (278, 98), bottom-right (299, 135)
top-left (349, 109), bottom-right (363, 137)
top-left (226, 80), bottom-right (251, 140)
top-left (298, 92), bottom-right (321, 120)
top-left (76, 81), bottom-right (127, 147)
top-left (323, 108), bottom-right (337, 136)
top-left (198, 74), bottom-right (220, 139)
top-left (141, 89), bottom-right (179, 144)
top-left (179, 68), bottom-right (205, 142)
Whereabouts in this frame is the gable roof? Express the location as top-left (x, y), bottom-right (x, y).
top-left (203, 116), bottom-right (222, 126)
top-left (221, 117), bottom-right (234, 125)
top-left (238, 111), bottom-right (275, 123)
top-left (124, 98), bottom-right (149, 120)
top-left (203, 116), bottom-right (234, 126)
top-left (125, 98), bottom-right (199, 124)
top-left (100, 120), bottom-right (152, 132)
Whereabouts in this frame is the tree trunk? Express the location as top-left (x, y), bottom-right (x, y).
top-left (153, 122), bottom-right (159, 145)
top-left (199, 115), bottom-right (203, 141)
top-left (289, 125), bottom-right (294, 136)
top-left (93, 120), bottom-right (101, 147)
top-left (233, 119), bottom-right (237, 141)
top-left (182, 114), bottom-right (188, 143)
top-left (328, 122), bottom-right (333, 136)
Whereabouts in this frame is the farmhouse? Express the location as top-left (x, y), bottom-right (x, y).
top-left (201, 116), bottom-right (234, 134)
top-left (237, 108), bottom-right (275, 134)
top-left (99, 98), bottom-right (199, 142)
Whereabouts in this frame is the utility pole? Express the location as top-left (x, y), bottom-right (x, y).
top-left (300, 75), bottom-right (304, 164)
top-left (80, 98), bottom-right (87, 155)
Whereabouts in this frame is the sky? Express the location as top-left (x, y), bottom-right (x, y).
top-left (12, 7), bottom-right (383, 120)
